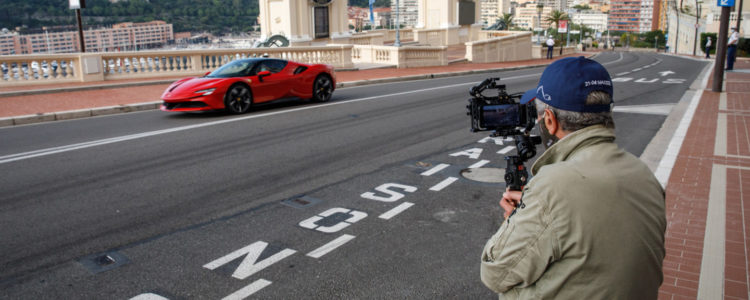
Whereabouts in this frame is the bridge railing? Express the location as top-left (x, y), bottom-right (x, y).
top-left (1, 45), bottom-right (354, 87)
top-left (351, 45), bottom-right (447, 68)
top-left (465, 32), bottom-right (533, 63)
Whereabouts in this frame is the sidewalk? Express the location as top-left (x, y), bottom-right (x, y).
top-left (0, 53), bottom-right (584, 124)
top-left (658, 59), bottom-right (750, 300)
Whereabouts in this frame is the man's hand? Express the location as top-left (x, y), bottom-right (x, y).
top-left (500, 188), bottom-right (523, 219)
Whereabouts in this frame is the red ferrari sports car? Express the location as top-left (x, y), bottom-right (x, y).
top-left (161, 58), bottom-right (335, 113)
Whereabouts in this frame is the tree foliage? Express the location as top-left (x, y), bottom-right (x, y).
top-left (0, 0), bottom-right (260, 34)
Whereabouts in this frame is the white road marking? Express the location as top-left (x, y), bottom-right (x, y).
top-left (307, 234), bottom-right (356, 259)
top-left (613, 104), bottom-right (675, 115)
top-left (361, 183), bottom-right (418, 202)
top-left (379, 202), bottom-right (415, 220)
top-left (450, 148), bottom-right (483, 159)
top-left (0, 54), bottom-right (629, 165)
top-left (633, 68), bottom-right (643, 72)
top-left (635, 78), bottom-right (659, 83)
top-left (421, 163), bottom-right (450, 176)
top-left (612, 77), bottom-right (633, 82)
top-left (616, 72), bottom-right (630, 76)
top-left (130, 294), bottom-right (170, 300)
top-left (497, 146), bottom-right (515, 154)
top-left (429, 177), bottom-right (458, 191)
top-left (203, 241), bottom-right (296, 280)
top-left (659, 70), bottom-right (675, 76)
top-left (0, 81), bottom-right (480, 165)
top-left (478, 136), bottom-right (511, 145)
top-left (222, 279), bottom-right (272, 300)
top-left (469, 160), bottom-right (490, 168)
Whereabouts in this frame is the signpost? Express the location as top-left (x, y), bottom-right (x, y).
top-left (69, 0), bottom-right (86, 53)
top-left (712, 0), bottom-right (733, 92)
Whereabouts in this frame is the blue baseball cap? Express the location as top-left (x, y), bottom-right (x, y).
top-left (520, 57), bottom-right (613, 113)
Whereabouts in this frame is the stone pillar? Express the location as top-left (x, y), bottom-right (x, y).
top-left (258, 0), bottom-right (349, 46)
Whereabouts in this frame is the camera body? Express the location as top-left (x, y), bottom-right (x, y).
top-left (466, 78), bottom-right (542, 191)
top-left (467, 78), bottom-right (537, 137)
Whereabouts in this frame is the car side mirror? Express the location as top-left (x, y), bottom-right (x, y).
top-left (258, 70), bottom-right (271, 82)
top-left (204, 71), bottom-right (211, 76)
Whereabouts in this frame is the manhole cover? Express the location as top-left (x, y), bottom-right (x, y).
top-left (460, 168), bottom-right (505, 183)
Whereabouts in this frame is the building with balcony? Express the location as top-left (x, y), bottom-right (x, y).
top-left (514, 3), bottom-right (553, 30)
top-left (0, 21), bottom-right (174, 55)
top-left (571, 10), bottom-right (609, 32)
top-left (391, 0), bottom-right (419, 27)
top-left (608, 0), bottom-right (658, 33)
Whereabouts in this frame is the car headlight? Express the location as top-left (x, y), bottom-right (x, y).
top-left (194, 88), bottom-right (216, 96)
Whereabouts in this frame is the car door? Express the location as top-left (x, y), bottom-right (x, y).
top-left (250, 59), bottom-right (289, 103)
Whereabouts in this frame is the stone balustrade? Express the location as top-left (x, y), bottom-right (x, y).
top-left (465, 32), bottom-right (533, 63)
top-left (348, 32), bottom-right (385, 45)
top-left (351, 45), bottom-right (447, 68)
top-left (1, 45), bottom-right (354, 87)
top-left (532, 45), bottom-right (577, 59)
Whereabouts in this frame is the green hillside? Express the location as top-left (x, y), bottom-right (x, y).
top-left (1, 0), bottom-right (260, 34)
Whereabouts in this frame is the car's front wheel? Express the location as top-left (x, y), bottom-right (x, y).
top-left (224, 84), bottom-right (252, 114)
top-left (312, 74), bottom-right (333, 102)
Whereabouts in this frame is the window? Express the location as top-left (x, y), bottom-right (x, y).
top-left (314, 6), bottom-right (330, 39)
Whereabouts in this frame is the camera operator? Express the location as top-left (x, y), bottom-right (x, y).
top-left (480, 57), bottom-right (666, 299)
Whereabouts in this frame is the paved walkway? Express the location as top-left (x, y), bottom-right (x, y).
top-left (660, 60), bottom-right (750, 300)
top-left (2, 51), bottom-right (750, 299)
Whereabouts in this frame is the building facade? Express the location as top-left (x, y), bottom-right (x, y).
top-left (571, 10), bottom-right (609, 32)
top-left (481, 0), bottom-right (512, 25)
top-left (514, 3), bottom-right (553, 30)
top-left (391, 0), bottom-right (420, 28)
top-left (0, 21), bottom-right (174, 55)
top-left (258, 0), bottom-right (350, 45)
top-left (608, 0), bottom-right (656, 33)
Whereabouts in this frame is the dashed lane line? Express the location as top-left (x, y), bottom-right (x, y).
top-left (379, 202), bottom-right (415, 220)
top-left (307, 234), bottom-right (356, 259)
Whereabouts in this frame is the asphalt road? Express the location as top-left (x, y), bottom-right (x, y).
top-left (0, 52), bottom-right (708, 299)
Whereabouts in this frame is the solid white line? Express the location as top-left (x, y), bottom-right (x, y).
top-left (697, 164), bottom-right (726, 299)
top-left (469, 160), bottom-right (490, 168)
top-left (222, 279), bottom-right (272, 300)
top-left (1, 54), bottom-right (625, 165)
top-left (306, 234), bottom-right (356, 259)
top-left (715, 113), bottom-right (728, 157)
top-left (616, 72), bottom-right (630, 76)
top-left (429, 177), bottom-right (458, 191)
top-left (632, 68), bottom-right (642, 72)
top-left (653, 61), bottom-right (713, 187)
top-left (379, 202), bottom-right (415, 220)
top-left (497, 146), bottom-right (515, 154)
top-left (421, 163), bottom-right (450, 176)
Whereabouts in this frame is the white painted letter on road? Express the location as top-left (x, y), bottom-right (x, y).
top-left (203, 241), bottom-right (297, 280)
top-left (449, 148), bottom-right (483, 159)
top-left (360, 183), bottom-right (418, 202)
top-left (299, 208), bottom-right (368, 233)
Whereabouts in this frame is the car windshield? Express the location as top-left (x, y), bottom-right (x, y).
top-left (205, 60), bottom-right (256, 78)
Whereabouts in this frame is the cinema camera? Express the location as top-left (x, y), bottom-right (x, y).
top-left (466, 78), bottom-right (542, 191)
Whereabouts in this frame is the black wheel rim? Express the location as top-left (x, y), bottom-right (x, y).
top-left (227, 85), bottom-right (251, 113)
top-left (314, 76), bottom-right (332, 102)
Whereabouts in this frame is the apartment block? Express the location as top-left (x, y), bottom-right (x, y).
top-left (0, 21), bottom-right (174, 55)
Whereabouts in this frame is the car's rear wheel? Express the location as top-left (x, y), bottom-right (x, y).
top-left (312, 74), bottom-right (333, 102)
top-left (224, 84), bottom-right (252, 114)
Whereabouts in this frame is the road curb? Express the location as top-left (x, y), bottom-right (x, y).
top-left (0, 60), bottom-right (570, 128)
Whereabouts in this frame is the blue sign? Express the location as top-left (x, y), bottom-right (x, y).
top-left (718, 0), bottom-right (735, 7)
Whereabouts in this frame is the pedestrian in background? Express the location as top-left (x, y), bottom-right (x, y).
top-left (727, 27), bottom-right (739, 70)
top-left (705, 36), bottom-right (712, 59)
top-left (546, 36), bottom-right (555, 59)
top-left (480, 57), bottom-right (666, 299)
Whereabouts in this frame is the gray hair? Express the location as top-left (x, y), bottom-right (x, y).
top-left (534, 91), bottom-right (615, 132)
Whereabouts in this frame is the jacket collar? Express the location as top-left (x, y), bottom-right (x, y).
top-left (531, 125), bottom-right (616, 175)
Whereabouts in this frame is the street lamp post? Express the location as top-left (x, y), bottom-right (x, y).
top-left (693, 0), bottom-right (702, 56)
top-left (394, 0), bottom-right (401, 47)
top-left (537, 4), bottom-right (544, 45)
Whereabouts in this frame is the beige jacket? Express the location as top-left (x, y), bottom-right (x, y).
top-left (481, 125), bottom-right (666, 299)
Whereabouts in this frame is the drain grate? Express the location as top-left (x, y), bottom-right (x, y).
top-left (78, 251), bottom-right (130, 274)
top-left (281, 195), bottom-right (322, 209)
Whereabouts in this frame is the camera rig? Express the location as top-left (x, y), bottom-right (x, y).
top-left (466, 78), bottom-right (542, 191)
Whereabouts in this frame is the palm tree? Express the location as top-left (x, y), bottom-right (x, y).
top-left (545, 10), bottom-right (570, 41)
top-left (501, 13), bottom-right (514, 29)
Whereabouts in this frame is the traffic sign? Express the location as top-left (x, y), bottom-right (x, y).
top-left (718, 0), bottom-right (735, 7)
